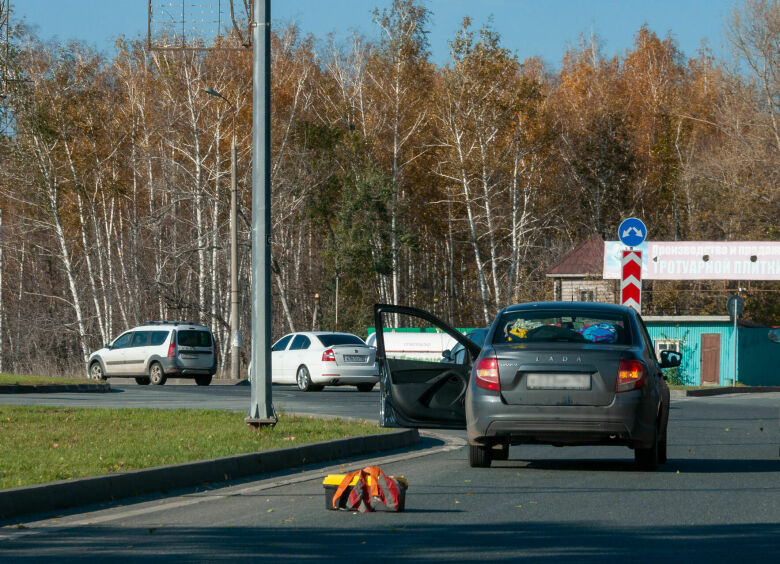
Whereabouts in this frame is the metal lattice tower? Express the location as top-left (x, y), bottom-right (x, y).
top-left (147, 0), bottom-right (253, 51)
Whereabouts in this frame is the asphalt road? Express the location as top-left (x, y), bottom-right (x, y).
top-left (0, 380), bottom-right (381, 420)
top-left (2, 385), bottom-right (779, 561)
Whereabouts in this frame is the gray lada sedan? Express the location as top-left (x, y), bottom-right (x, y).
top-left (374, 302), bottom-right (681, 470)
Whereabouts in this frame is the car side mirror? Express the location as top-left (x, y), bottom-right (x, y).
top-left (659, 350), bottom-right (682, 368)
top-left (441, 349), bottom-right (452, 361)
top-left (769, 328), bottom-right (780, 344)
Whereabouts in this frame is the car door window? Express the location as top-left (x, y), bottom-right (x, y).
top-left (272, 335), bottom-right (293, 352)
top-left (112, 333), bottom-right (132, 349)
top-left (289, 335), bottom-right (311, 350)
top-left (131, 331), bottom-right (150, 347)
top-left (636, 316), bottom-right (659, 365)
top-left (150, 331), bottom-right (169, 346)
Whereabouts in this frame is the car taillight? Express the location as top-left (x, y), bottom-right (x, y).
top-left (322, 349), bottom-right (336, 362)
top-left (617, 359), bottom-right (646, 392)
top-left (474, 356), bottom-right (500, 391)
top-left (168, 342), bottom-right (177, 357)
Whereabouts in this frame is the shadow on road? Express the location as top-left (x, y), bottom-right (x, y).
top-left (2, 521), bottom-right (778, 561)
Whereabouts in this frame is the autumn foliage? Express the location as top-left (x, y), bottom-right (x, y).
top-left (0, 0), bottom-right (777, 375)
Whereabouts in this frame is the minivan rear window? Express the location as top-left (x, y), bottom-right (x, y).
top-left (318, 334), bottom-right (366, 347)
top-left (178, 330), bottom-right (212, 347)
top-left (494, 310), bottom-right (631, 345)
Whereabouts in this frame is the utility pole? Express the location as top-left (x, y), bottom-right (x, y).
top-left (246, 0), bottom-right (276, 427)
top-left (203, 87), bottom-right (241, 381)
top-left (230, 136), bottom-right (241, 380)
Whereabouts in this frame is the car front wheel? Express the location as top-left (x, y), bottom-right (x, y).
top-left (89, 362), bottom-right (106, 381)
top-left (149, 362), bottom-right (167, 386)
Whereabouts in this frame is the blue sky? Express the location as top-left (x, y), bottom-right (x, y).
top-left (14, 0), bottom-right (736, 67)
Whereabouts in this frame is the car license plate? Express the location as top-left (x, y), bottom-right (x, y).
top-left (344, 355), bottom-right (367, 363)
top-left (525, 373), bottom-right (591, 390)
top-left (181, 354), bottom-right (197, 359)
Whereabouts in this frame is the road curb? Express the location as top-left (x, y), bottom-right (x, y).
top-left (0, 383), bottom-right (111, 394)
top-left (0, 428), bottom-right (419, 521)
top-left (686, 386), bottom-right (780, 397)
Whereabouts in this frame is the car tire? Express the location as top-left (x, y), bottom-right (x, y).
top-left (635, 429), bottom-right (659, 471)
top-left (149, 362), bottom-right (167, 386)
top-left (195, 375), bottom-right (212, 386)
top-left (356, 383), bottom-right (375, 392)
top-left (296, 366), bottom-right (314, 392)
top-left (89, 361), bottom-right (106, 381)
top-left (135, 377), bottom-right (150, 385)
top-left (468, 444), bottom-right (492, 468)
top-left (658, 428), bottom-right (668, 464)
top-left (492, 443), bottom-right (510, 461)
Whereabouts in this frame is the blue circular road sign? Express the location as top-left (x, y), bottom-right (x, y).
top-left (618, 217), bottom-right (647, 247)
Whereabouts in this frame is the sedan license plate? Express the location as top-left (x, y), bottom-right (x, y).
top-left (526, 373), bottom-right (591, 390)
top-left (344, 355), bottom-right (367, 363)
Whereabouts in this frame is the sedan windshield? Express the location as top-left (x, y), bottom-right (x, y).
top-left (494, 310), bottom-right (631, 345)
top-left (318, 334), bottom-right (366, 347)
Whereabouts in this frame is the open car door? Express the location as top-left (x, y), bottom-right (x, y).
top-left (374, 304), bottom-right (481, 430)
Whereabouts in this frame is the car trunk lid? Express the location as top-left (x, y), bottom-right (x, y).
top-left (176, 329), bottom-right (214, 370)
top-left (496, 343), bottom-right (627, 406)
top-left (329, 345), bottom-right (376, 367)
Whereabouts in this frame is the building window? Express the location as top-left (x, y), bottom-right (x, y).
top-left (579, 289), bottom-right (594, 302)
top-left (654, 339), bottom-right (681, 357)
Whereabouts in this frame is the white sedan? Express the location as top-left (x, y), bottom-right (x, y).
top-left (271, 332), bottom-right (378, 391)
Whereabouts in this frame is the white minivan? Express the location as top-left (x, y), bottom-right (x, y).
top-left (87, 321), bottom-right (217, 386)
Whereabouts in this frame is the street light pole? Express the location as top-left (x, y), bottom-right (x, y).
top-left (230, 136), bottom-right (240, 380)
top-left (246, 0), bottom-right (276, 427)
top-left (204, 87), bottom-right (241, 381)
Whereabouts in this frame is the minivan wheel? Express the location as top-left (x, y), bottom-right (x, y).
top-left (195, 375), bottom-right (212, 386)
top-left (468, 444), bottom-right (493, 468)
top-left (149, 362), bottom-right (167, 386)
top-left (296, 366), bottom-right (314, 391)
top-left (89, 362), bottom-right (106, 381)
top-left (135, 377), bottom-right (151, 385)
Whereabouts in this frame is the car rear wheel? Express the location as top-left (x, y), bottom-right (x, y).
top-left (492, 442), bottom-right (510, 461)
top-left (296, 366), bottom-right (314, 392)
top-left (195, 375), bottom-right (212, 386)
top-left (635, 429), bottom-right (659, 471)
top-left (658, 430), bottom-right (668, 465)
top-left (135, 377), bottom-right (151, 385)
top-left (468, 444), bottom-right (493, 468)
top-left (149, 362), bottom-right (167, 386)
top-left (356, 383), bottom-right (375, 392)
top-left (89, 362), bottom-right (106, 381)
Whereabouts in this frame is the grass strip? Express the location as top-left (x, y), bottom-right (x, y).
top-left (0, 374), bottom-right (94, 386)
top-left (0, 405), bottom-right (386, 490)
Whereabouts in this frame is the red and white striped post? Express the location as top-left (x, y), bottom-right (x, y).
top-left (621, 250), bottom-right (642, 312)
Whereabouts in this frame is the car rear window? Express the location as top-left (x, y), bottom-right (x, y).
top-left (318, 334), bottom-right (366, 347)
top-left (494, 310), bottom-right (631, 345)
top-left (178, 330), bottom-right (213, 347)
top-left (150, 331), bottom-right (169, 346)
